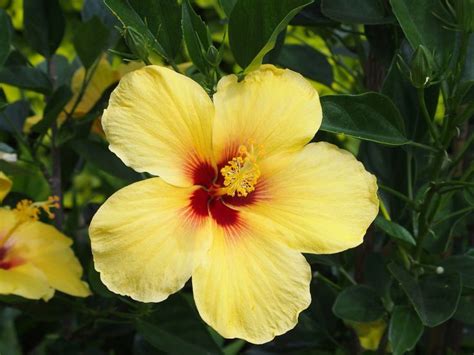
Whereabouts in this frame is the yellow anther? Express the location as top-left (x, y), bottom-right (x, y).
top-left (220, 144), bottom-right (262, 197)
top-left (14, 196), bottom-right (60, 222)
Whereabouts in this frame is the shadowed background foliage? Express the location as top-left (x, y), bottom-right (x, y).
top-left (0, 0), bottom-right (473, 354)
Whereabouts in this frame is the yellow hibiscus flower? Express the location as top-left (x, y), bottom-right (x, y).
top-left (89, 65), bottom-right (379, 343)
top-left (0, 173), bottom-right (90, 301)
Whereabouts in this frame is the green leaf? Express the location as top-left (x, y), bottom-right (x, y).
top-left (0, 9), bottom-right (11, 67)
top-left (0, 101), bottom-right (30, 134)
top-left (388, 262), bottom-right (462, 327)
top-left (275, 44), bottom-right (333, 86)
top-left (129, 0), bottom-right (182, 60)
top-left (229, 0), bottom-right (313, 70)
top-left (73, 17), bottom-right (110, 69)
top-left (219, 0), bottom-right (237, 16)
top-left (440, 255), bottom-right (474, 289)
top-left (136, 294), bottom-right (222, 355)
top-left (182, 0), bottom-right (211, 75)
top-left (375, 216), bottom-right (416, 245)
top-left (321, 0), bottom-right (393, 24)
top-left (332, 285), bottom-right (385, 322)
top-left (23, 0), bottom-right (65, 58)
top-left (320, 92), bottom-right (409, 145)
top-left (104, 0), bottom-right (166, 60)
top-left (0, 66), bottom-right (52, 95)
top-left (70, 140), bottom-right (141, 182)
top-left (389, 306), bottom-right (424, 355)
top-left (32, 85), bottom-right (72, 134)
top-left (389, 0), bottom-right (455, 65)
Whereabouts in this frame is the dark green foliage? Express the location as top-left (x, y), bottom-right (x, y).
top-left (0, 0), bottom-right (473, 353)
top-left (228, 0), bottom-right (314, 69)
top-left (320, 92), bottom-right (409, 145)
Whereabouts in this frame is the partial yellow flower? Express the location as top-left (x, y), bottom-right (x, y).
top-left (23, 57), bottom-right (143, 134)
top-left (350, 319), bottom-right (387, 351)
top-left (0, 192), bottom-right (90, 300)
top-left (0, 172), bottom-right (12, 203)
top-left (89, 65), bottom-right (379, 344)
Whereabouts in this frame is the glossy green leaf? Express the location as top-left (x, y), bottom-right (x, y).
top-left (104, 0), bottom-right (166, 59)
top-left (389, 0), bottom-right (455, 65)
top-left (229, 0), bottom-right (313, 70)
top-left (0, 9), bottom-right (11, 67)
top-left (73, 16), bottom-right (110, 68)
top-left (129, 0), bottom-right (182, 60)
top-left (320, 92), bottom-right (409, 145)
top-left (440, 255), bottom-right (474, 289)
top-left (136, 295), bottom-right (222, 355)
top-left (375, 216), bottom-right (416, 245)
top-left (388, 262), bottom-right (462, 327)
top-left (23, 0), bottom-right (65, 58)
top-left (182, 0), bottom-right (211, 75)
top-left (31, 85), bottom-right (72, 134)
top-left (332, 285), bottom-right (385, 322)
top-left (70, 140), bottom-right (141, 183)
top-left (389, 306), bottom-right (423, 355)
top-left (275, 44), bottom-right (333, 86)
top-left (321, 0), bottom-right (393, 24)
top-left (0, 66), bottom-right (52, 95)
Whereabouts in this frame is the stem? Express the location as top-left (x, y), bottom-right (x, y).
top-left (50, 123), bottom-right (63, 228)
top-left (314, 272), bottom-right (342, 291)
top-left (407, 141), bottom-right (439, 153)
top-left (415, 186), bottom-right (437, 261)
top-left (379, 183), bottom-right (416, 207)
top-left (339, 267), bottom-right (357, 285)
top-left (433, 207), bottom-right (474, 226)
top-left (417, 88), bottom-right (439, 143)
top-left (407, 152), bottom-right (417, 232)
top-left (47, 58), bottom-right (64, 229)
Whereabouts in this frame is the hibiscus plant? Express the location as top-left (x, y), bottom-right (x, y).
top-left (0, 0), bottom-right (473, 354)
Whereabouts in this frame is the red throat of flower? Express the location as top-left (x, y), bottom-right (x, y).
top-left (188, 144), bottom-right (264, 228)
top-left (0, 246), bottom-right (24, 270)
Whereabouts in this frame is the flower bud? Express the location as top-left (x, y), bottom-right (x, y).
top-left (410, 45), bottom-right (436, 88)
top-left (206, 45), bottom-right (221, 67)
top-left (124, 27), bottom-right (150, 63)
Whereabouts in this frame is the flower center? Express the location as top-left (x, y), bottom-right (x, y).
top-left (220, 145), bottom-right (262, 197)
top-left (0, 196), bottom-right (60, 268)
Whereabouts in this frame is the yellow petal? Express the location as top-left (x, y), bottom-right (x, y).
top-left (0, 172), bottom-right (12, 202)
top-left (0, 208), bottom-right (18, 244)
top-left (238, 142), bottom-right (379, 254)
top-left (12, 221), bottom-right (91, 297)
top-left (193, 217), bottom-right (311, 344)
top-left (89, 178), bottom-right (211, 302)
top-left (102, 66), bottom-right (215, 187)
top-left (0, 264), bottom-right (54, 300)
top-left (212, 65), bottom-right (322, 163)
